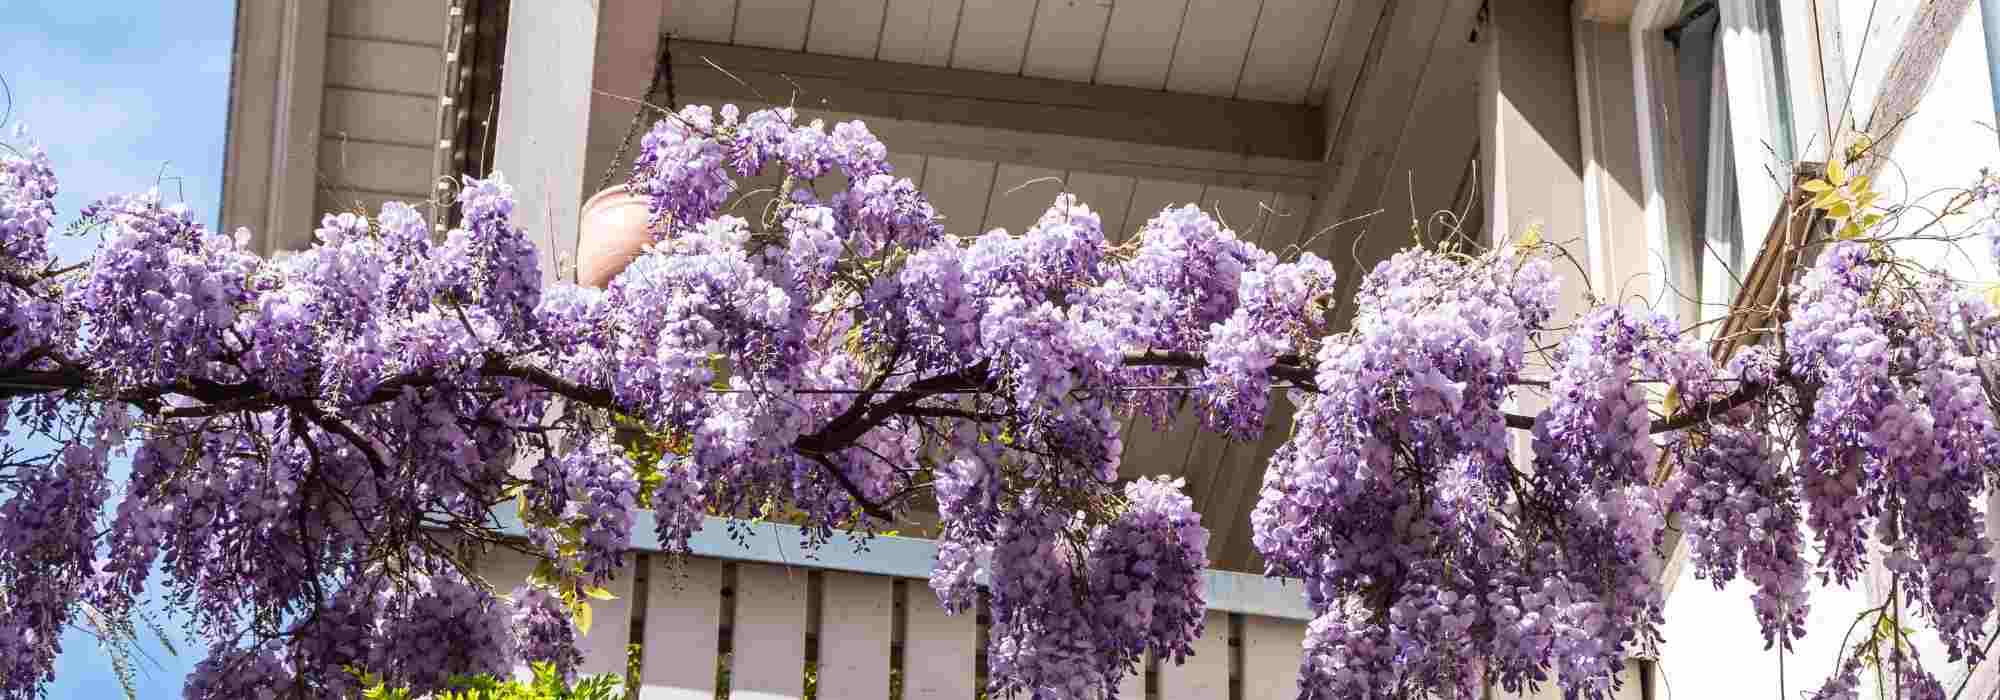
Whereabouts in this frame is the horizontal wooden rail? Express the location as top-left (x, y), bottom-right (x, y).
top-left (487, 502), bottom-right (1315, 621)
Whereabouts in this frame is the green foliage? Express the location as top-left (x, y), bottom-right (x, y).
top-left (355, 663), bottom-right (625, 700)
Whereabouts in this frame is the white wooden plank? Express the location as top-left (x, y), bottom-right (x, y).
top-left (319, 138), bottom-right (437, 196)
top-left (982, 163), bottom-right (1066, 233)
top-left (887, 153), bottom-right (928, 184)
top-left (949, 0), bottom-right (1037, 73)
top-left (1063, 171), bottom-right (1136, 242)
top-left (902, 590), bottom-right (977, 699)
top-left (732, 563), bottom-right (809, 700)
top-left (1198, 185), bottom-right (1271, 242)
top-left (1124, 179), bottom-right (1208, 233)
top-left (322, 89), bottom-right (437, 147)
top-left (1165, 0), bottom-right (1261, 97)
top-left (1235, 1), bottom-right (1338, 103)
top-left (1022, 0), bottom-right (1113, 83)
top-left (1158, 610), bottom-right (1230, 700)
top-left (493, 0), bottom-right (596, 282)
top-left (581, 570), bottom-right (637, 678)
top-left (920, 156), bottom-right (999, 235)
top-left (806, 0), bottom-right (890, 58)
top-left (325, 37), bottom-right (442, 95)
top-left (477, 549), bottom-right (635, 680)
top-left (1117, 657), bottom-right (1147, 700)
top-left (878, 0), bottom-right (964, 66)
top-left (641, 558), bottom-right (725, 699)
top-left (732, 0), bottom-right (813, 50)
top-left (818, 573), bottom-right (893, 699)
top-left (664, 0), bottom-right (741, 43)
top-left (1241, 615), bottom-right (1305, 700)
top-left (329, 0), bottom-right (446, 46)
top-left (1095, 0), bottom-right (1191, 89)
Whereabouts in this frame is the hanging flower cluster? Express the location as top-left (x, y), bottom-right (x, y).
top-left (3, 105), bottom-right (1999, 700)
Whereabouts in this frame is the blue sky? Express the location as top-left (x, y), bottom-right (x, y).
top-left (3, 1), bottom-right (235, 696)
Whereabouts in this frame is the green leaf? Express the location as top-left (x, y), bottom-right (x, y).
top-left (576, 600), bottom-right (595, 636)
top-left (583, 585), bottom-right (617, 601)
top-left (530, 561), bottom-right (560, 587)
top-left (1801, 179), bottom-right (1833, 193)
top-left (1514, 222), bottom-right (1542, 251)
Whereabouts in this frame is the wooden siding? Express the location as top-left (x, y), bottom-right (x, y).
top-left (315, 0), bottom-right (451, 221)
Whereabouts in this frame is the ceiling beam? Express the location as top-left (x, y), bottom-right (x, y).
top-left (662, 39), bottom-right (1325, 163)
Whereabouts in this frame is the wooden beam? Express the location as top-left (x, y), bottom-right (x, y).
top-left (675, 97), bottom-right (1324, 195)
top-left (1845, 0), bottom-right (1977, 169)
top-left (663, 39), bottom-right (1324, 162)
top-left (1705, 168), bottom-right (1824, 365)
top-left (220, 0), bottom-right (330, 255)
top-left (493, 0), bottom-right (666, 284)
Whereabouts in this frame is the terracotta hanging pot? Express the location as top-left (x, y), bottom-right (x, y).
top-left (576, 185), bottom-right (656, 289)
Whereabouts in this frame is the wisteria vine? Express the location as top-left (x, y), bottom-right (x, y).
top-left (3, 106), bottom-right (2000, 700)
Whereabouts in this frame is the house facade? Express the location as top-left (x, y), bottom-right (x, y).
top-left (218, 0), bottom-right (1997, 697)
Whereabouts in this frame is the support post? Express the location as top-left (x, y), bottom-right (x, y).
top-left (492, 0), bottom-right (663, 283)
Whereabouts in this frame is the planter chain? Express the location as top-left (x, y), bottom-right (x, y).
top-left (597, 33), bottom-right (678, 194)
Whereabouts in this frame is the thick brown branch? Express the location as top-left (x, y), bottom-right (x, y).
top-left (1503, 378), bottom-right (1775, 433)
top-left (292, 402), bottom-right (392, 481)
top-left (805, 452), bottom-right (895, 521)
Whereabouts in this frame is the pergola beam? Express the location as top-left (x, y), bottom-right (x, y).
top-left (662, 39), bottom-right (1325, 162)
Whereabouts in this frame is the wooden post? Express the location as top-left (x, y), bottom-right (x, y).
top-left (221, 0), bottom-right (329, 254)
top-left (492, 0), bottom-right (664, 284)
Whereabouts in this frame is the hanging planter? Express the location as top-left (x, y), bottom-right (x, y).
top-left (575, 185), bottom-right (655, 289)
top-left (577, 34), bottom-right (676, 289)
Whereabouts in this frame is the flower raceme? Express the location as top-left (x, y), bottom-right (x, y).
top-left (1, 106), bottom-right (1997, 700)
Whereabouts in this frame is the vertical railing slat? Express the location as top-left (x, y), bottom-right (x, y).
top-left (818, 571), bottom-right (894, 698)
top-left (1240, 615), bottom-right (1305, 700)
top-left (1159, 610), bottom-right (1230, 700)
top-left (732, 563), bottom-right (809, 700)
top-left (640, 557), bottom-right (723, 699)
top-left (1116, 654), bottom-right (1146, 700)
top-left (902, 583), bottom-right (978, 699)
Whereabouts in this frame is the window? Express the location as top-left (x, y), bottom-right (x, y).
top-left (1666, 0), bottom-right (1796, 325)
